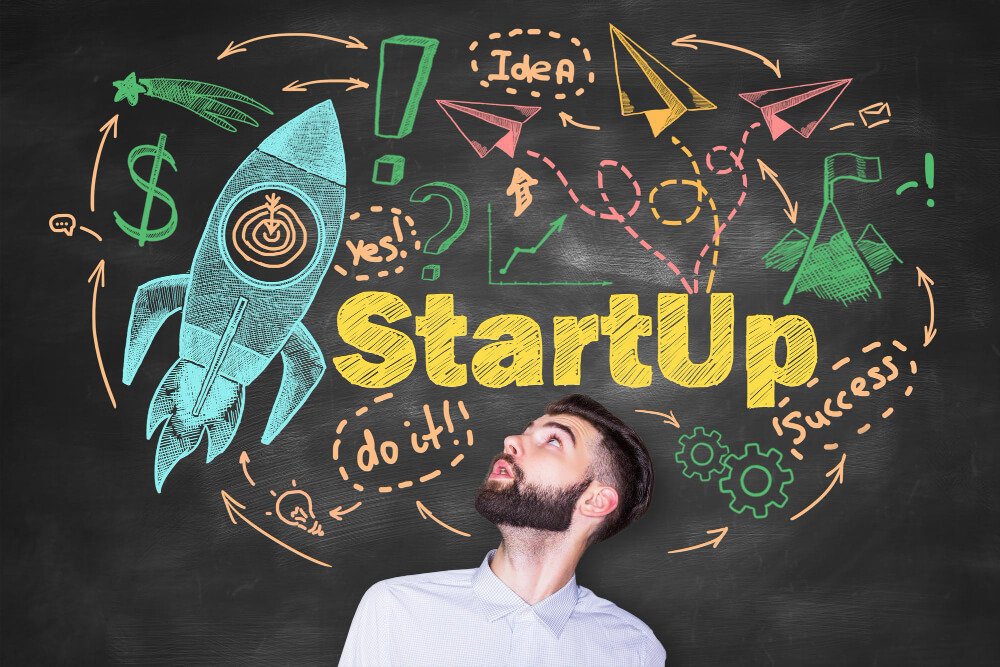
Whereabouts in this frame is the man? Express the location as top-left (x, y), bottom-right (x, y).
top-left (339, 394), bottom-right (666, 666)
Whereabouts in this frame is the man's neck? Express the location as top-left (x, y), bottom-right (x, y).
top-left (489, 529), bottom-right (585, 605)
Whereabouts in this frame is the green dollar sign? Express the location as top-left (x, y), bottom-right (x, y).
top-left (113, 133), bottom-right (178, 247)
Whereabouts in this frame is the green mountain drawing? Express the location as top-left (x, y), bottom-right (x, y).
top-left (763, 153), bottom-right (902, 306)
top-left (856, 224), bottom-right (902, 275)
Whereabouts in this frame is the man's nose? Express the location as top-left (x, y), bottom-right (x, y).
top-left (503, 434), bottom-right (524, 459)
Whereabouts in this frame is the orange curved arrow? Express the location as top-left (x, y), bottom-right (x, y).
top-left (790, 453), bottom-right (846, 521)
top-left (283, 78), bottom-right (369, 93)
top-left (218, 33), bottom-right (367, 59)
top-left (634, 409), bottom-right (680, 429)
top-left (416, 500), bottom-right (470, 537)
top-left (221, 490), bottom-right (331, 567)
top-left (916, 266), bottom-right (937, 346)
top-left (668, 526), bottom-right (728, 553)
top-left (239, 451), bottom-right (255, 486)
top-left (758, 159), bottom-right (799, 224)
top-left (90, 115), bottom-right (119, 212)
top-left (87, 260), bottom-right (116, 409)
top-left (672, 34), bottom-right (781, 78)
top-left (329, 501), bottom-right (362, 521)
top-left (558, 111), bottom-right (600, 131)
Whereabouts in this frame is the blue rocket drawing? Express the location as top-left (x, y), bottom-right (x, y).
top-left (122, 100), bottom-right (347, 491)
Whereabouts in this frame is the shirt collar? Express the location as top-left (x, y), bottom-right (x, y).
top-left (471, 549), bottom-right (580, 639)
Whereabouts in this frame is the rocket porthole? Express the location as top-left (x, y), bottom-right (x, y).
top-left (225, 188), bottom-right (319, 283)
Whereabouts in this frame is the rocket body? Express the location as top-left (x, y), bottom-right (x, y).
top-left (123, 101), bottom-right (347, 491)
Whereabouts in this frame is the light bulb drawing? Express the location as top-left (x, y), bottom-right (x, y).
top-left (266, 479), bottom-right (324, 536)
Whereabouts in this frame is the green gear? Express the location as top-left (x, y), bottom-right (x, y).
top-left (718, 443), bottom-right (794, 519)
top-left (675, 426), bottom-right (730, 482)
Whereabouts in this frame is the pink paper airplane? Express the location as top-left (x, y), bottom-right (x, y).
top-left (437, 100), bottom-right (540, 158)
top-left (740, 78), bottom-right (852, 140)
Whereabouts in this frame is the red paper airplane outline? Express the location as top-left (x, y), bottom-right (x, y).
top-left (739, 78), bottom-right (851, 140)
top-left (437, 100), bottom-right (540, 158)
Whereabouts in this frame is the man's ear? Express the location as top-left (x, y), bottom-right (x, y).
top-left (579, 484), bottom-right (619, 519)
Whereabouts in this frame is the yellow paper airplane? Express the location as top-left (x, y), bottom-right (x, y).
top-left (609, 24), bottom-right (716, 136)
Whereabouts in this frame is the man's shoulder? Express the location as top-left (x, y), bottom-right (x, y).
top-left (574, 585), bottom-right (667, 661)
top-left (363, 565), bottom-right (478, 603)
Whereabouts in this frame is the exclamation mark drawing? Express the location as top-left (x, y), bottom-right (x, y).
top-left (895, 152), bottom-right (935, 208)
top-left (372, 35), bottom-right (439, 185)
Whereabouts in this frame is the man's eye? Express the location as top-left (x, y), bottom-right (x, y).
top-left (546, 436), bottom-right (562, 447)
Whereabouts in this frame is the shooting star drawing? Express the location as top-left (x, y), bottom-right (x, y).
top-left (122, 101), bottom-right (347, 491)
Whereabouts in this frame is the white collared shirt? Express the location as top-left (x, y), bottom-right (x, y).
top-left (339, 549), bottom-right (667, 666)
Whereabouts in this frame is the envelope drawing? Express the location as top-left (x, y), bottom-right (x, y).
top-left (858, 101), bottom-right (891, 128)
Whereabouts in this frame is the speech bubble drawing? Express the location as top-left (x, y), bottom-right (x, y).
top-left (49, 213), bottom-right (77, 236)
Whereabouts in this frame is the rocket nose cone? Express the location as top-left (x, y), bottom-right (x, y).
top-left (258, 100), bottom-right (346, 186)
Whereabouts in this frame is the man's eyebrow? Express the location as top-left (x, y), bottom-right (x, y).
top-left (541, 421), bottom-right (576, 447)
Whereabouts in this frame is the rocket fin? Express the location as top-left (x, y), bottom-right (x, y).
top-left (262, 322), bottom-right (326, 445)
top-left (123, 274), bottom-right (189, 385)
top-left (147, 359), bottom-right (245, 492)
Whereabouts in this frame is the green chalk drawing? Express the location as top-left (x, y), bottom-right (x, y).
top-left (718, 443), bottom-right (794, 520)
top-left (409, 181), bottom-right (471, 281)
top-left (372, 154), bottom-right (405, 185)
top-left (374, 36), bottom-right (439, 139)
top-left (113, 133), bottom-right (178, 247)
top-left (764, 152), bottom-right (901, 306)
top-left (895, 152), bottom-right (935, 207)
top-left (762, 229), bottom-right (808, 272)
top-left (372, 35), bottom-right (439, 184)
top-left (675, 426), bottom-right (730, 482)
top-left (487, 204), bottom-right (612, 286)
top-left (856, 225), bottom-right (900, 275)
top-left (500, 214), bottom-right (568, 275)
top-left (112, 72), bottom-right (272, 132)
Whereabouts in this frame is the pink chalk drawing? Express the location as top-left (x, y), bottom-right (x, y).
top-left (437, 100), bottom-right (540, 158)
top-left (739, 79), bottom-right (851, 140)
top-left (693, 122), bottom-right (763, 292)
top-left (526, 144), bottom-right (731, 295)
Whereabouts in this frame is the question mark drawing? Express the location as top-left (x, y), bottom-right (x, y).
top-left (409, 182), bottom-right (471, 280)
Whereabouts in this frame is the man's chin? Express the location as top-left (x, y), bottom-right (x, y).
top-left (474, 477), bottom-right (590, 532)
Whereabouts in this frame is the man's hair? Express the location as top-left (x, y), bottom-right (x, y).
top-left (545, 394), bottom-right (655, 547)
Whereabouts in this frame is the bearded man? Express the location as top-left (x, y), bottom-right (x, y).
top-left (339, 394), bottom-right (666, 666)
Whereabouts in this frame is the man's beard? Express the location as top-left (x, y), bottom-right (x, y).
top-left (474, 456), bottom-right (592, 532)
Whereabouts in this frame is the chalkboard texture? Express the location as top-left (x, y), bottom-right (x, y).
top-left (2, 0), bottom-right (999, 663)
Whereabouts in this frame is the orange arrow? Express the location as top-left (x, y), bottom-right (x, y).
top-left (916, 266), bottom-right (937, 347)
top-left (328, 501), bottom-right (362, 521)
top-left (221, 490), bottom-right (331, 567)
top-left (790, 453), bottom-right (846, 521)
top-left (557, 111), bottom-right (601, 131)
top-left (758, 159), bottom-right (799, 224)
top-left (667, 526), bottom-right (728, 554)
top-left (416, 500), bottom-right (471, 537)
top-left (218, 33), bottom-right (367, 59)
top-left (283, 77), bottom-right (369, 93)
top-left (87, 260), bottom-right (116, 409)
top-left (239, 451), bottom-right (255, 486)
top-left (672, 34), bottom-right (781, 78)
top-left (634, 409), bottom-right (680, 429)
top-left (90, 115), bottom-right (119, 213)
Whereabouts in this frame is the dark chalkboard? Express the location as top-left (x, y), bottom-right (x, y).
top-left (3, 0), bottom-right (999, 663)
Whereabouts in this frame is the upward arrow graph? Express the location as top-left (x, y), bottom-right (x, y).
top-left (499, 214), bottom-right (568, 275)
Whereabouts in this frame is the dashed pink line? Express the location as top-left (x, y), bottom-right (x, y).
top-left (693, 122), bottom-right (761, 289)
top-left (526, 148), bottom-right (691, 292)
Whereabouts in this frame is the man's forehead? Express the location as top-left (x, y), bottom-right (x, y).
top-left (527, 412), bottom-right (600, 444)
